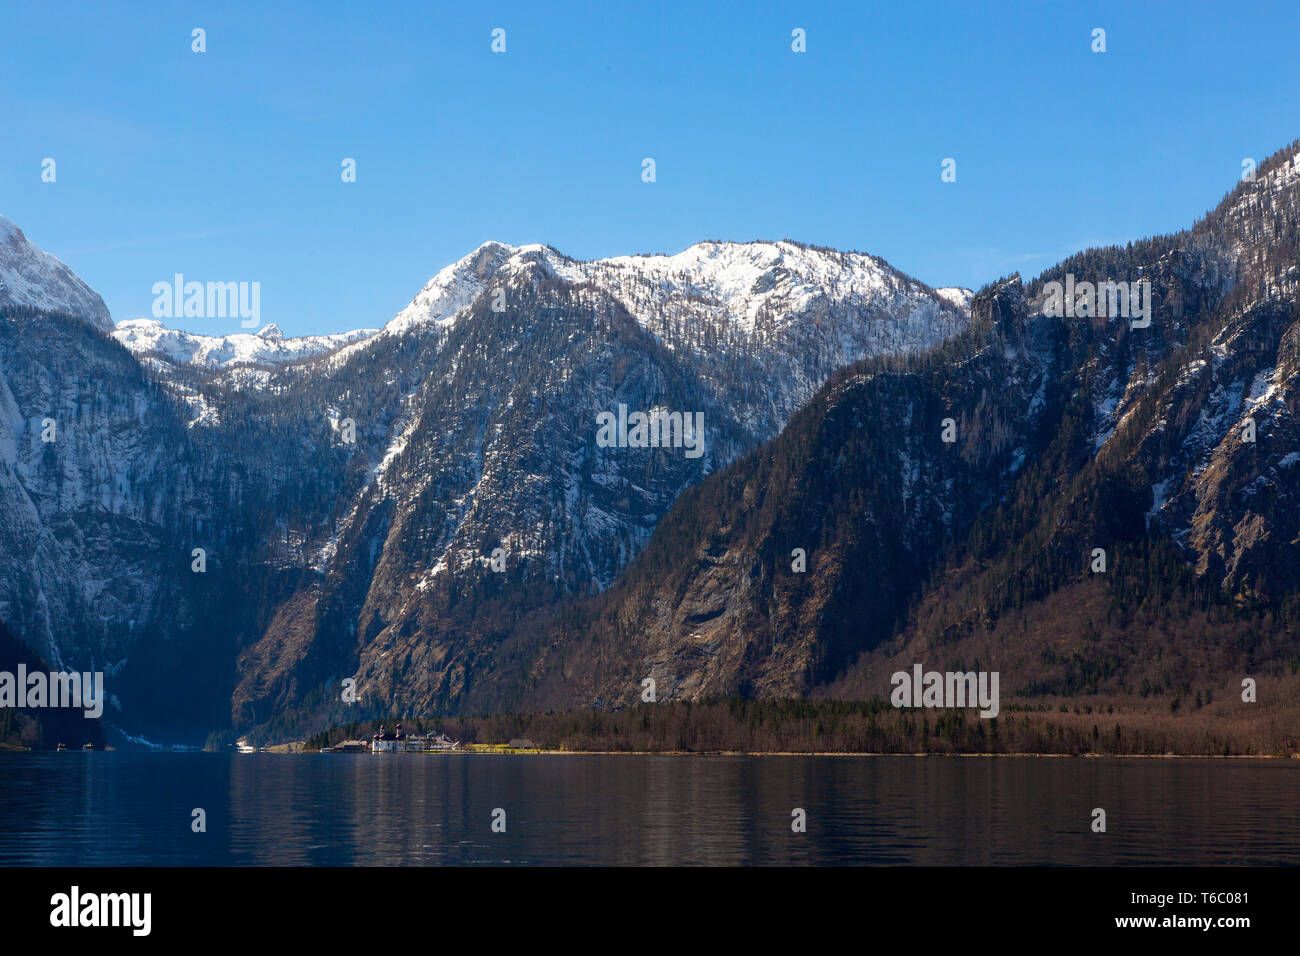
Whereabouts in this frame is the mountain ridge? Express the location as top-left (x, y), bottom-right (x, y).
top-left (0, 220), bottom-right (970, 739)
top-left (4, 138), bottom-right (1300, 743)
top-left (483, 138), bottom-right (1300, 720)
top-left (0, 216), bottom-right (113, 333)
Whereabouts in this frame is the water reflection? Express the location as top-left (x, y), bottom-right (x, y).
top-left (1, 754), bottom-right (1296, 865)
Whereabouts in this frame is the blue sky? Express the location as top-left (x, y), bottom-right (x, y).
top-left (2, 0), bottom-right (1298, 337)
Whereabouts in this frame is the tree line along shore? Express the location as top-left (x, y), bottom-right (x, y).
top-left (285, 695), bottom-right (1300, 757)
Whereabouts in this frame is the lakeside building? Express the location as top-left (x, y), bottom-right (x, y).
top-left (330, 740), bottom-right (370, 752)
top-left (369, 724), bottom-right (461, 753)
top-left (371, 723), bottom-right (414, 752)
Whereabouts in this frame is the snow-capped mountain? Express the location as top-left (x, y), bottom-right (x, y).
top-left (0, 218), bottom-right (971, 737)
top-left (384, 240), bottom-right (519, 335)
top-left (387, 237), bottom-right (965, 350)
top-left (122, 238), bottom-right (969, 403)
top-left (499, 139), bottom-right (1300, 715)
top-left (935, 286), bottom-right (976, 312)
top-left (0, 215), bottom-right (112, 332)
top-left (508, 277), bottom-right (1060, 709)
top-left (229, 238), bottom-right (972, 725)
top-left (18, 128), bottom-right (1300, 739)
top-left (112, 318), bottom-right (378, 370)
top-left (5, 126), bottom-right (1300, 741)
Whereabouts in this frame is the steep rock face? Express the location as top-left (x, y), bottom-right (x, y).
top-left (0, 313), bottom-right (197, 669)
top-left (0, 305), bottom-right (430, 735)
top-left (1041, 143), bottom-right (1300, 603)
top-left (0, 308), bottom-right (271, 735)
top-left (23, 132), bottom-right (1300, 734)
top-left (1138, 149), bottom-right (1300, 600)
top-left (505, 280), bottom-right (1058, 709)
top-left (0, 215), bottom-right (972, 735)
top-left (231, 246), bottom-right (969, 724)
top-left (504, 139), bottom-right (1300, 711)
top-left (0, 217), bottom-right (112, 333)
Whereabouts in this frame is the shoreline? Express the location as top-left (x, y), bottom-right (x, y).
top-left (297, 748), bottom-right (1300, 759)
top-left (4, 745), bottom-right (1296, 758)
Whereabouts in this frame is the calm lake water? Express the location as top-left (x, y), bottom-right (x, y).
top-left (2, 753), bottom-right (1297, 865)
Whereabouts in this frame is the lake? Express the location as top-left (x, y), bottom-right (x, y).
top-left (2, 753), bottom-right (1297, 865)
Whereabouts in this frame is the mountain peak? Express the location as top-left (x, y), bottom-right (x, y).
top-left (384, 236), bottom-right (969, 342)
top-left (0, 214), bottom-right (114, 333)
top-left (111, 317), bottom-right (378, 370)
top-left (384, 240), bottom-right (520, 335)
top-left (0, 216), bottom-right (21, 244)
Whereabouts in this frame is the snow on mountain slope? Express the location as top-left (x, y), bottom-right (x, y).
top-left (112, 318), bottom-right (378, 369)
top-left (119, 237), bottom-right (970, 383)
top-left (0, 216), bottom-right (113, 332)
top-left (314, 237), bottom-right (971, 406)
top-left (562, 240), bottom-right (952, 333)
top-left (936, 287), bottom-right (975, 311)
top-left (386, 240), bottom-right (517, 334)
top-left (384, 238), bottom-right (970, 342)
top-left (0, 210), bottom-right (979, 732)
